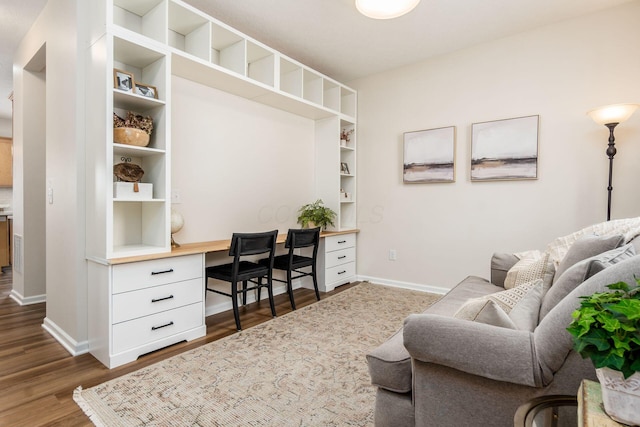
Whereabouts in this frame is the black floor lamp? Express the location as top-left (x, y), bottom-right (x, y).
top-left (587, 103), bottom-right (639, 221)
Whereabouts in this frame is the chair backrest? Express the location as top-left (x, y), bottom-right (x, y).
top-left (285, 227), bottom-right (320, 249)
top-left (285, 227), bottom-right (320, 262)
top-left (229, 230), bottom-right (278, 257)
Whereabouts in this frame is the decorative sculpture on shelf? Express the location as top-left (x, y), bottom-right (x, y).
top-left (171, 207), bottom-right (184, 248)
top-left (113, 159), bottom-right (144, 192)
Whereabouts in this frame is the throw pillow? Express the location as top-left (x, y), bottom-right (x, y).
top-left (453, 299), bottom-right (517, 329)
top-left (504, 251), bottom-right (555, 291)
top-left (553, 234), bottom-right (624, 284)
top-left (546, 217), bottom-right (640, 267)
top-left (539, 243), bottom-right (636, 320)
top-left (454, 279), bottom-right (544, 331)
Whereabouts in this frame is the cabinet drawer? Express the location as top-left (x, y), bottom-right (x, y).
top-left (325, 261), bottom-right (356, 286)
top-left (112, 302), bottom-right (203, 354)
top-left (112, 278), bottom-right (203, 324)
top-left (325, 246), bottom-right (356, 269)
top-left (324, 233), bottom-right (356, 252)
top-left (113, 254), bottom-right (202, 294)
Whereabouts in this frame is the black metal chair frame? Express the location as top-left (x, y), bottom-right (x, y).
top-left (205, 230), bottom-right (278, 331)
top-left (260, 227), bottom-right (321, 310)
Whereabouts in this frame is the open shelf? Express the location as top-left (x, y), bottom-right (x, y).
top-left (113, 0), bottom-right (166, 43)
top-left (279, 58), bottom-right (303, 97)
top-left (247, 41), bottom-right (275, 87)
top-left (168, 1), bottom-right (210, 61)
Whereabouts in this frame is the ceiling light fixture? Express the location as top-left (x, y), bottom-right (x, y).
top-left (356, 0), bottom-right (421, 19)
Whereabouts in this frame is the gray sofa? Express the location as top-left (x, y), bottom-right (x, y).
top-left (367, 234), bottom-right (640, 427)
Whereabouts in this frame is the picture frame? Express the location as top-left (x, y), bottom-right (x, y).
top-left (470, 115), bottom-right (539, 181)
top-left (340, 162), bottom-right (350, 175)
top-left (135, 83), bottom-right (158, 99)
top-left (403, 126), bottom-right (456, 183)
top-left (113, 69), bottom-right (134, 92)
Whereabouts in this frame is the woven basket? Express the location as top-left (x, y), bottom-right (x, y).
top-left (113, 127), bottom-right (150, 147)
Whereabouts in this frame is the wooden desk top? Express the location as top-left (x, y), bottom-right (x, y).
top-left (108, 229), bottom-right (358, 264)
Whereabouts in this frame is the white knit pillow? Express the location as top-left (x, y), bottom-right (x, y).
top-left (504, 251), bottom-right (555, 290)
top-left (454, 279), bottom-right (544, 331)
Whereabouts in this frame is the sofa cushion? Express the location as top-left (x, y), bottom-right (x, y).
top-left (539, 244), bottom-right (636, 320)
top-left (553, 234), bottom-right (624, 284)
top-left (454, 279), bottom-right (544, 331)
top-left (504, 251), bottom-right (555, 290)
top-left (534, 255), bottom-right (640, 385)
top-left (366, 328), bottom-right (413, 393)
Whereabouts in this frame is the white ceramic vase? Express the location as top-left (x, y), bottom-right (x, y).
top-left (596, 367), bottom-right (640, 425)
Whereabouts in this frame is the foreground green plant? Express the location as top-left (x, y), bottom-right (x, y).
top-left (567, 279), bottom-right (640, 379)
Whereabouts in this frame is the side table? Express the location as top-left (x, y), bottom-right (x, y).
top-left (578, 380), bottom-right (628, 427)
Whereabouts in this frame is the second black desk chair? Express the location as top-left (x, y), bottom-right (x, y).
top-left (206, 230), bottom-right (278, 331)
top-left (259, 227), bottom-right (321, 310)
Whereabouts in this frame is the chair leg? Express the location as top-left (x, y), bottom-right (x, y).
top-left (242, 280), bottom-right (247, 306)
top-left (265, 276), bottom-right (276, 318)
top-left (231, 281), bottom-right (241, 331)
top-left (312, 265), bottom-right (320, 301)
top-left (287, 268), bottom-right (296, 310)
top-left (257, 281), bottom-right (261, 302)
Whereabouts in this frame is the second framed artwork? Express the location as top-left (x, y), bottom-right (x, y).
top-left (471, 115), bottom-right (539, 181)
top-left (403, 126), bottom-right (456, 183)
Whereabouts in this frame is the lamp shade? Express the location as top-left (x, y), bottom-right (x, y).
top-left (356, 0), bottom-right (420, 19)
top-left (587, 103), bottom-right (639, 126)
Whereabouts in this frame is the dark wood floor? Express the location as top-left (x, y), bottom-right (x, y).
top-left (0, 269), bottom-right (356, 426)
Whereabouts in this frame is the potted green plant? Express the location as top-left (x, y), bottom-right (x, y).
top-left (297, 199), bottom-right (336, 230)
top-left (567, 280), bottom-right (640, 425)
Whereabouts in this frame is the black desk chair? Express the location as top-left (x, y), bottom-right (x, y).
top-left (259, 227), bottom-right (321, 310)
top-left (206, 230), bottom-right (278, 331)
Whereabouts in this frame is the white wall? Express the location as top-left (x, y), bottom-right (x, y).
top-left (171, 76), bottom-right (316, 310)
top-left (351, 2), bottom-right (640, 290)
top-left (13, 0), bottom-right (88, 352)
top-left (171, 76), bottom-right (315, 244)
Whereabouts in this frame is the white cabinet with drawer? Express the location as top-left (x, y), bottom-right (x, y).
top-left (317, 233), bottom-right (357, 292)
top-left (88, 253), bottom-right (206, 368)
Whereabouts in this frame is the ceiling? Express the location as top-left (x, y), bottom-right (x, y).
top-left (0, 0), bottom-right (635, 121)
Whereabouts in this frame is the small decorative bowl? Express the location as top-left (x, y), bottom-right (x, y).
top-left (113, 127), bottom-right (150, 147)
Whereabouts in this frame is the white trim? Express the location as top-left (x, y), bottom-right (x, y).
top-left (9, 289), bottom-right (46, 305)
top-left (42, 317), bottom-right (90, 356)
top-left (356, 275), bottom-right (449, 295)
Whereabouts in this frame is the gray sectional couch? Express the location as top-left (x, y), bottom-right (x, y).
top-left (367, 230), bottom-right (640, 427)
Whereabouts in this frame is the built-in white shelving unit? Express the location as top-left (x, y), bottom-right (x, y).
top-left (86, 0), bottom-right (357, 368)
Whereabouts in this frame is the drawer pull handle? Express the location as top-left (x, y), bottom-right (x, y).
top-left (338, 270), bottom-right (347, 275)
top-left (151, 295), bottom-right (174, 303)
top-left (151, 321), bottom-right (174, 331)
top-left (338, 255), bottom-right (347, 259)
top-left (151, 268), bottom-right (174, 275)
top-left (338, 240), bottom-right (347, 244)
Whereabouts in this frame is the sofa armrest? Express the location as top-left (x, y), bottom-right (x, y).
top-left (491, 252), bottom-right (519, 287)
top-left (403, 313), bottom-right (542, 387)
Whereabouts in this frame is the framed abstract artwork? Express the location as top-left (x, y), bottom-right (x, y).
top-left (403, 126), bottom-right (456, 183)
top-left (471, 115), bottom-right (539, 181)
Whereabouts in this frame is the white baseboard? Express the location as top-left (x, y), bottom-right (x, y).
top-left (356, 275), bottom-right (449, 295)
top-left (9, 289), bottom-right (46, 305)
top-left (42, 317), bottom-right (89, 356)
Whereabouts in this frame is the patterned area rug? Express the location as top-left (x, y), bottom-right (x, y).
top-left (74, 282), bottom-right (440, 426)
